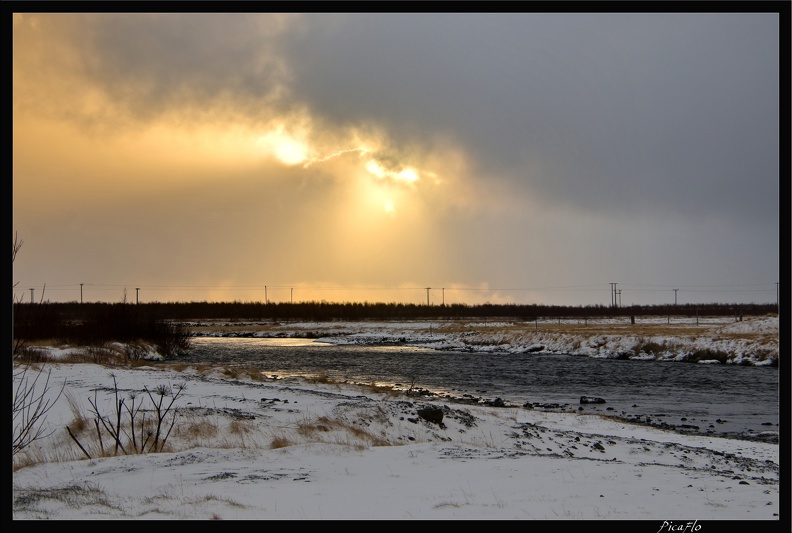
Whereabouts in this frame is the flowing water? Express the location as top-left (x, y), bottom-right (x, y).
top-left (178, 337), bottom-right (779, 441)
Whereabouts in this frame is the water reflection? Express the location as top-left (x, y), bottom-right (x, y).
top-left (178, 337), bottom-right (779, 439)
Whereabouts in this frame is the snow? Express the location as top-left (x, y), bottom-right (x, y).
top-left (11, 317), bottom-right (782, 521)
top-left (191, 315), bottom-right (779, 365)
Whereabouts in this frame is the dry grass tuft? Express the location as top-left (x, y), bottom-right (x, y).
top-left (64, 389), bottom-right (90, 433)
top-left (229, 419), bottom-right (254, 436)
top-left (305, 370), bottom-right (334, 384)
top-left (244, 369), bottom-right (269, 382)
top-left (13, 346), bottom-right (53, 364)
top-left (296, 413), bottom-right (393, 448)
top-left (222, 367), bottom-right (241, 379)
top-left (360, 382), bottom-right (402, 397)
top-left (180, 418), bottom-right (220, 440)
top-left (270, 436), bottom-right (291, 449)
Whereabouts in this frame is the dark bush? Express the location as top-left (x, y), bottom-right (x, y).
top-left (13, 303), bottom-right (192, 359)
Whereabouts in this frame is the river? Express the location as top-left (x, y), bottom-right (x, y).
top-left (178, 336), bottom-right (779, 442)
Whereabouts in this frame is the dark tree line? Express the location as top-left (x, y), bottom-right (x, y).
top-left (13, 300), bottom-right (777, 328)
top-left (13, 302), bottom-right (192, 357)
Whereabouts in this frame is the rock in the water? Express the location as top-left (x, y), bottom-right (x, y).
top-left (484, 397), bottom-right (506, 407)
top-left (580, 396), bottom-right (606, 404)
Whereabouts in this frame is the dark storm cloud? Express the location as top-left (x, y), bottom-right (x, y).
top-left (20, 13), bottom-right (778, 227)
top-left (22, 13), bottom-right (297, 123)
top-left (282, 13), bottom-right (779, 225)
top-left (12, 12), bottom-right (780, 305)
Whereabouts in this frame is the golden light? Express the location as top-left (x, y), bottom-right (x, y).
top-left (395, 168), bottom-right (418, 183)
top-left (274, 139), bottom-right (308, 166)
top-left (256, 128), bottom-right (309, 166)
top-left (364, 159), bottom-right (419, 184)
top-left (365, 159), bottom-right (386, 178)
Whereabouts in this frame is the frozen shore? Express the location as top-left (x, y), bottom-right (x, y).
top-left (185, 315), bottom-right (779, 366)
top-left (11, 360), bottom-right (782, 520)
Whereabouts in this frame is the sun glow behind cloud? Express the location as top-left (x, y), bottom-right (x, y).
top-left (365, 160), bottom-right (419, 184)
top-left (13, 13), bottom-right (777, 306)
top-left (13, 39), bottom-right (478, 305)
top-left (255, 126), bottom-right (311, 166)
top-left (252, 117), bottom-right (441, 217)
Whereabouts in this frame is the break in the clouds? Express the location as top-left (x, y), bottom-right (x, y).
top-left (12, 12), bottom-right (780, 306)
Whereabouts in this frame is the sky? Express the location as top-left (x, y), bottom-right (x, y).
top-left (10, 10), bottom-right (782, 307)
top-left (10, 318), bottom-right (781, 520)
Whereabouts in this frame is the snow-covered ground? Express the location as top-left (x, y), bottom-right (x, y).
top-left (189, 315), bottom-right (779, 366)
top-left (11, 315), bottom-right (782, 520)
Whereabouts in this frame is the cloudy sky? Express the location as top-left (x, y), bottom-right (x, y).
top-left (12, 11), bottom-right (781, 306)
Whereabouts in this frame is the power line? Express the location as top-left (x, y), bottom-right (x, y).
top-left (12, 281), bottom-right (778, 305)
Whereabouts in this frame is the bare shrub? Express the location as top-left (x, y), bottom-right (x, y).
top-left (13, 363), bottom-right (66, 457)
top-left (84, 345), bottom-right (124, 365)
top-left (67, 375), bottom-right (186, 458)
top-left (13, 347), bottom-right (51, 364)
top-left (688, 349), bottom-right (729, 364)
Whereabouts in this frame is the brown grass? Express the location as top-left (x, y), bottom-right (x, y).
top-left (431, 319), bottom-right (736, 338)
top-left (296, 413), bottom-right (392, 448)
top-left (305, 370), bottom-right (334, 384)
top-left (270, 436), bottom-right (291, 449)
top-left (180, 418), bottom-right (220, 440)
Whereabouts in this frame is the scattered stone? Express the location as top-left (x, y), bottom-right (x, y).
top-left (417, 407), bottom-right (444, 425)
top-left (580, 396), bottom-right (606, 404)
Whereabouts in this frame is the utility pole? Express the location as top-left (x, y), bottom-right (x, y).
top-left (291, 288), bottom-right (293, 303)
top-left (673, 288), bottom-right (678, 306)
top-left (30, 288), bottom-right (34, 303)
top-left (265, 285), bottom-right (268, 304)
top-left (442, 288), bottom-right (445, 306)
top-left (80, 283), bottom-right (84, 304)
top-left (617, 289), bottom-right (622, 307)
top-left (136, 288), bottom-right (140, 305)
top-left (610, 283), bottom-right (617, 308)
top-left (426, 287), bottom-right (430, 306)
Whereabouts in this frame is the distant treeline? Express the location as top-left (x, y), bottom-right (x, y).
top-left (13, 300), bottom-right (777, 325)
top-left (13, 301), bottom-right (192, 356)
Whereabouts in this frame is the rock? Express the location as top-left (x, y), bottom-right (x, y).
top-left (417, 407), bottom-right (444, 425)
top-left (580, 396), bottom-right (606, 404)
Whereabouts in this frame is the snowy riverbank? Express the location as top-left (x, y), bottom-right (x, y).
top-left (12, 314), bottom-right (781, 521)
top-left (186, 315), bottom-right (779, 366)
top-left (11, 360), bottom-right (782, 520)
